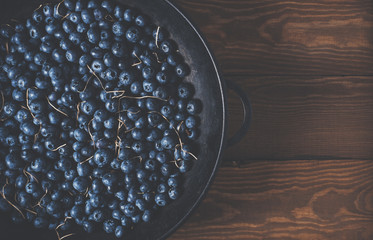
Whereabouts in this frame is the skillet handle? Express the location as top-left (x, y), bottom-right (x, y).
top-left (226, 80), bottom-right (252, 147)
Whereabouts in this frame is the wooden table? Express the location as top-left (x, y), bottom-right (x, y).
top-left (169, 0), bottom-right (373, 239)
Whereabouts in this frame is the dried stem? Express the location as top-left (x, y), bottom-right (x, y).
top-left (56, 217), bottom-right (72, 230)
top-left (61, 13), bottom-right (71, 20)
top-left (77, 75), bottom-right (93, 93)
top-left (131, 155), bottom-right (143, 163)
top-left (51, 143), bottom-right (67, 152)
top-left (26, 88), bottom-right (36, 119)
top-left (33, 4), bottom-right (43, 12)
top-left (76, 102), bottom-right (81, 121)
top-left (23, 169), bottom-right (39, 183)
top-left (1, 180), bottom-right (25, 219)
top-left (0, 91), bottom-right (4, 113)
top-left (86, 65), bottom-right (107, 92)
top-left (46, 97), bottom-right (69, 117)
top-left (119, 95), bottom-right (168, 102)
top-left (34, 124), bottom-right (42, 143)
top-left (25, 208), bottom-right (37, 215)
top-left (155, 26), bottom-right (160, 48)
top-left (177, 121), bottom-right (184, 132)
top-left (34, 188), bottom-right (48, 208)
top-left (60, 233), bottom-right (75, 240)
top-left (153, 52), bottom-right (163, 64)
top-left (132, 53), bottom-right (142, 67)
top-left (56, 0), bottom-right (70, 19)
top-left (79, 156), bottom-right (93, 165)
top-left (87, 118), bottom-right (95, 147)
top-left (105, 14), bottom-right (115, 22)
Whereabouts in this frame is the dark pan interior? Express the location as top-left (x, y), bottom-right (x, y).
top-left (0, 0), bottom-right (226, 239)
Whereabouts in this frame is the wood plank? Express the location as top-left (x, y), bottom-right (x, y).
top-left (170, 160), bottom-right (373, 240)
top-left (223, 76), bottom-right (373, 161)
top-left (172, 0), bottom-right (373, 76)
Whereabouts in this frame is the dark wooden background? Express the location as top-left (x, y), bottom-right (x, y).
top-left (168, 0), bottom-right (373, 239)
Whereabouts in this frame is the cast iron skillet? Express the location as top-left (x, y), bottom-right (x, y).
top-left (0, 0), bottom-right (252, 239)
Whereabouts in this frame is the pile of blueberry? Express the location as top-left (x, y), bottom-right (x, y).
top-left (0, 0), bottom-right (201, 238)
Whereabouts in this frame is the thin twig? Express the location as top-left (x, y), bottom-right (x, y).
top-left (56, 0), bottom-right (70, 19)
top-left (34, 124), bottom-right (42, 143)
top-left (61, 13), bottom-right (71, 20)
top-left (56, 217), bottom-right (72, 230)
top-left (77, 75), bottom-right (93, 93)
top-left (177, 121), bottom-right (184, 132)
top-left (131, 155), bottom-right (143, 163)
top-left (132, 53), bottom-right (142, 67)
top-left (23, 169), bottom-right (39, 183)
top-left (1, 179), bottom-right (25, 219)
top-left (119, 95), bottom-right (168, 102)
top-left (105, 14), bottom-right (115, 22)
top-left (76, 102), bottom-right (81, 121)
top-left (33, 4), bottom-right (43, 12)
top-left (79, 156), bottom-right (93, 165)
top-left (25, 208), bottom-right (37, 215)
top-left (46, 97), bottom-right (69, 117)
top-left (0, 91), bottom-right (4, 113)
top-left (51, 143), bottom-right (67, 152)
top-left (34, 188), bottom-right (48, 208)
top-left (155, 26), bottom-right (160, 48)
top-left (60, 233), bottom-right (76, 240)
top-left (153, 52), bottom-right (163, 63)
top-left (26, 88), bottom-right (36, 119)
top-left (87, 118), bottom-right (95, 147)
top-left (86, 65), bottom-right (107, 92)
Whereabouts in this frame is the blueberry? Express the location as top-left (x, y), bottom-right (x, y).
top-left (5, 152), bottom-right (23, 170)
top-left (115, 226), bottom-right (124, 238)
top-left (29, 25), bottom-right (43, 39)
top-left (15, 175), bottom-right (28, 189)
top-left (73, 176), bottom-right (90, 193)
top-left (135, 15), bottom-right (148, 27)
top-left (103, 219), bottom-right (116, 233)
top-left (93, 7), bottom-right (106, 21)
top-left (156, 71), bottom-right (170, 85)
top-left (142, 66), bottom-right (155, 79)
top-left (155, 193), bottom-right (168, 207)
top-left (83, 220), bottom-right (95, 233)
top-left (34, 217), bottom-right (48, 228)
top-left (102, 172), bottom-right (119, 187)
top-left (66, 49), bottom-right (79, 63)
top-left (126, 26), bottom-right (141, 43)
top-left (167, 53), bottom-right (182, 66)
top-left (81, 9), bottom-right (95, 24)
top-left (160, 40), bottom-right (175, 54)
top-left (112, 21), bottom-right (126, 37)
top-left (111, 41), bottom-right (127, 57)
top-left (142, 210), bottom-right (152, 222)
top-left (169, 188), bottom-right (180, 200)
top-left (120, 160), bottom-right (136, 174)
top-left (122, 203), bottom-right (136, 217)
top-left (94, 149), bottom-right (113, 167)
top-left (91, 59), bottom-right (105, 73)
top-left (176, 63), bottom-right (190, 77)
top-left (71, 205), bottom-right (84, 219)
top-left (178, 83), bottom-right (194, 99)
top-left (101, 1), bottom-right (114, 12)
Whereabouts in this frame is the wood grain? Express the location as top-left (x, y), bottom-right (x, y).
top-left (172, 0), bottom-right (373, 76)
top-left (224, 75), bottom-right (373, 161)
top-left (170, 160), bottom-right (373, 240)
